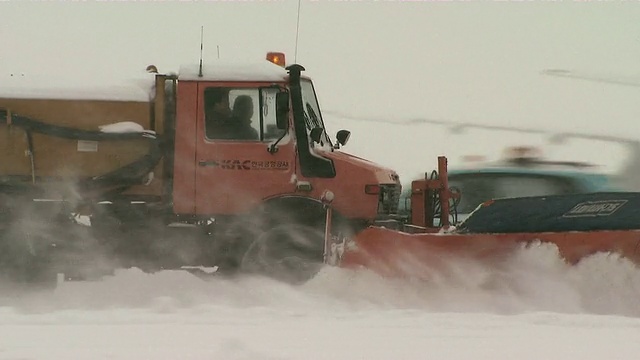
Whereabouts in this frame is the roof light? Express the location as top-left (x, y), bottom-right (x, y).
top-left (266, 52), bottom-right (286, 67)
top-left (461, 155), bottom-right (486, 163)
top-left (502, 146), bottom-right (544, 166)
top-left (504, 146), bottom-right (542, 160)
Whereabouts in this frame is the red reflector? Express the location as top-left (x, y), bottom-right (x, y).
top-left (481, 199), bottom-right (495, 207)
top-left (365, 184), bottom-right (380, 195)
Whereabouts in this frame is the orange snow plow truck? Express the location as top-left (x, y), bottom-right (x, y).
top-left (1, 53), bottom-right (639, 286)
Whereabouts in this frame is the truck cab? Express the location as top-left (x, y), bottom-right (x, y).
top-left (169, 54), bottom-right (401, 228)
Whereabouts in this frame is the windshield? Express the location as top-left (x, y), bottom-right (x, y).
top-left (450, 174), bottom-right (577, 214)
top-left (300, 79), bottom-right (333, 149)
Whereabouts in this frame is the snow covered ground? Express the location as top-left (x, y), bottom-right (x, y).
top-left (1, 242), bottom-right (639, 360)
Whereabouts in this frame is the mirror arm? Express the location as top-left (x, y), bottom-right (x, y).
top-left (267, 130), bottom-right (288, 154)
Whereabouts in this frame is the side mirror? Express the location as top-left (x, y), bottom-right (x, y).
top-left (275, 91), bottom-right (290, 130)
top-left (336, 129), bottom-right (351, 147)
top-left (310, 127), bottom-right (324, 143)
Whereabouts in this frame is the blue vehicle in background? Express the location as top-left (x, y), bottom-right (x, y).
top-left (398, 134), bottom-right (640, 225)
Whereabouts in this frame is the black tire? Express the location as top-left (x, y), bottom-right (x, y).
top-left (0, 208), bottom-right (59, 289)
top-left (0, 247), bottom-right (58, 289)
top-left (198, 195), bottom-right (357, 284)
top-left (240, 222), bottom-right (326, 285)
top-left (0, 199), bottom-right (111, 288)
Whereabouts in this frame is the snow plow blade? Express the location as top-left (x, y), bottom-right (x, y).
top-left (336, 160), bottom-right (640, 279)
top-left (340, 226), bottom-right (640, 280)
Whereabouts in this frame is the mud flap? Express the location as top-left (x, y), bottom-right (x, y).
top-left (457, 192), bottom-right (640, 234)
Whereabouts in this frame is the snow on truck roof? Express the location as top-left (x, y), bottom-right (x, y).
top-left (178, 60), bottom-right (290, 82)
top-left (0, 60), bottom-right (295, 102)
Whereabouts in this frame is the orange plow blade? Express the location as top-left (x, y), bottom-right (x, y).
top-left (340, 227), bottom-right (640, 280)
top-left (332, 157), bottom-right (640, 280)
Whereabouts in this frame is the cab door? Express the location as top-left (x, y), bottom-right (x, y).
top-left (194, 83), bottom-right (296, 216)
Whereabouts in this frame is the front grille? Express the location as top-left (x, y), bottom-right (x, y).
top-left (378, 184), bottom-right (401, 215)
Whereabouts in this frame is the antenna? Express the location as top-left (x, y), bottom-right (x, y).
top-left (542, 69), bottom-right (640, 88)
top-left (217, 45), bottom-right (220, 59)
top-left (294, 0), bottom-right (301, 63)
top-left (198, 26), bottom-right (204, 78)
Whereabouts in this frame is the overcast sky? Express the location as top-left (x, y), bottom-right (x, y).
top-left (1, 1), bottom-right (639, 175)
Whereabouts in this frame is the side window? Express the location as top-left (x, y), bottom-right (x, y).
top-left (204, 86), bottom-right (286, 142)
top-left (449, 176), bottom-right (495, 214)
top-left (204, 87), bottom-right (260, 141)
top-left (494, 175), bottom-right (576, 198)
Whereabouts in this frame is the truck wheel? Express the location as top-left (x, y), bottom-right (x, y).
top-left (1, 248), bottom-right (57, 289)
top-left (0, 223), bottom-right (58, 289)
top-left (1, 201), bottom-right (86, 289)
top-left (240, 223), bottom-right (326, 285)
